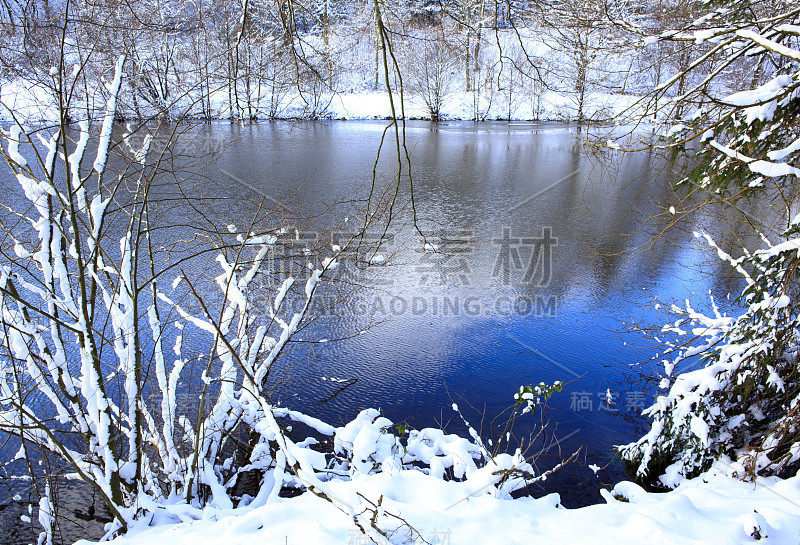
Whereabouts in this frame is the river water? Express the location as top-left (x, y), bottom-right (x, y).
top-left (0, 120), bottom-right (747, 543)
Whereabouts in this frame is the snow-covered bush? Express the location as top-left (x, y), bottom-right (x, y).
top-left (617, 0), bottom-right (800, 487)
top-left (0, 55), bottom-right (356, 541)
top-left (329, 406), bottom-right (554, 497)
top-left (620, 227), bottom-right (800, 486)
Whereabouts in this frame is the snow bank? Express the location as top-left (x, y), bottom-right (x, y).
top-left (323, 90), bottom-right (638, 122)
top-left (0, 81), bottom-right (638, 123)
top-left (78, 461), bottom-right (800, 545)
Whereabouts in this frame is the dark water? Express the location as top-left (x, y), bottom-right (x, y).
top-left (0, 120), bottom-right (746, 542)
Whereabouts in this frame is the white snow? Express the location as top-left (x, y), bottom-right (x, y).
top-left (690, 415), bottom-right (710, 446)
top-left (93, 55), bottom-right (125, 176)
top-left (768, 137), bottom-right (800, 161)
top-left (76, 461), bottom-right (800, 545)
top-left (5, 124), bottom-right (27, 166)
top-left (736, 30), bottom-right (800, 62)
top-left (710, 140), bottom-right (800, 178)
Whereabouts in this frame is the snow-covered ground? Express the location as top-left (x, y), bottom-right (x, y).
top-left (77, 461), bottom-right (800, 545)
top-left (0, 78), bottom-right (639, 123)
top-left (325, 90), bottom-right (639, 121)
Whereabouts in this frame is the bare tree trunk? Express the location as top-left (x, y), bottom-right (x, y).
top-left (465, 29), bottom-right (471, 92)
top-left (374, 16), bottom-right (381, 90)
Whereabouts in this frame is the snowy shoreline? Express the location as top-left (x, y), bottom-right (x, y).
top-left (76, 461), bottom-right (800, 545)
top-left (0, 80), bottom-right (639, 124)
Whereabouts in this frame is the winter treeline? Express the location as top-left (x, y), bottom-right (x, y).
top-left (0, 0), bottom-right (781, 122)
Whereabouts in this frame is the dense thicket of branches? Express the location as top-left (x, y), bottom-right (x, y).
top-left (0, 0), bottom-right (775, 122)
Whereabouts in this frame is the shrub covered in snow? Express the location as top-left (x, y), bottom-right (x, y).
top-left (618, 0), bottom-right (800, 487)
top-left (620, 226), bottom-right (800, 486)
